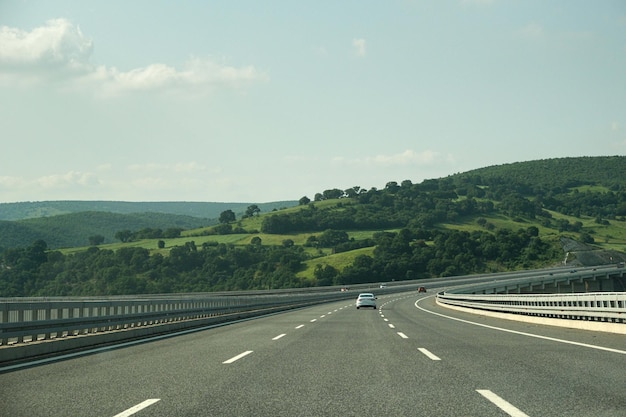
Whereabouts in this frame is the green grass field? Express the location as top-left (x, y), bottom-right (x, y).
top-left (60, 198), bottom-right (626, 278)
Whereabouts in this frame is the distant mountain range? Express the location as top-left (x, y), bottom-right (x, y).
top-left (0, 201), bottom-right (298, 249)
top-left (0, 200), bottom-right (298, 221)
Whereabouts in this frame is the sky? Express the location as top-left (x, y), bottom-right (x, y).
top-left (1, 1), bottom-right (625, 203)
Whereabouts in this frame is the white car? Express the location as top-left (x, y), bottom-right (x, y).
top-left (356, 293), bottom-right (377, 309)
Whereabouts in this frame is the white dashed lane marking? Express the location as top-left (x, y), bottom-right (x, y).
top-left (112, 399), bottom-right (160, 417)
top-left (223, 350), bottom-right (253, 364)
top-left (477, 390), bottom-right (530, 417)
top-left (418, 348), bottom-right (441, 361)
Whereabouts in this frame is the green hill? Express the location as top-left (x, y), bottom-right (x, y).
top-left (0, 212), bottom-right (212, 249)
top-left (0, 200), bottom-right (297, 221)
top-left (0, 201), bottom-right (298, 249)
top-left (1, 156), bottom-right (625, 297)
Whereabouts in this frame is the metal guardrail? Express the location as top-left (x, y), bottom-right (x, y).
top-left (436, 265), bottom-right (626, 326)
top-left (0, 291), bottom-right (352, 347)
top-left (436, 291), bottom-right (626, 323)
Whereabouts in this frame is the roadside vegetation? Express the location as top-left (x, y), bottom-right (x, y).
top-left (1, 156), bottom-right (625, 297)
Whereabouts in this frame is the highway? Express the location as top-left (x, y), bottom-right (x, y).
top-left (2, 289), bottom-right (625, 416)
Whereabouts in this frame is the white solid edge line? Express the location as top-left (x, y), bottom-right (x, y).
top-left (414, 298), bottom-right (626, 355)
top-left (272, 334), bottom-right (286, 340)
top-left (223, 350), bottom-right (253, 364)
top-left (113, 399), bottom-right (161, 417)
top-left (418, 348), bottom-right (441, 361)
top-left (477, 390), bottom-right (530, 417)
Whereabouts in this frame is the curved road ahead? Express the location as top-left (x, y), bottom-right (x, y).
top-left (2, 290), bottom-right (625, 416)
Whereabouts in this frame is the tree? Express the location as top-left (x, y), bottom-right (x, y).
top-left (322, 188), bottom-right (344, 200)
top-left (344, 186), bottom-right (361, 198)
top-left (314, 264), bottom-right (338, 286)
top-left (164, 228), bottom-right (183, 238)
top-left (299, 196), bottom-right (311, 205)
top-left (250, 236), bottom-right (262, 245)
top-left (318, 229), bottom-right (349, 247)
top-left (114, 230), bottom-right (133, 243)
top-left (219, 210), bottom-right (236, 224)
top-left (157, 240), bottom-right (165, 249)
top-left (214, 223), bottom-right (233, 235)
top-left (245, 204), bottom-right (261, 218)
top-left (88, 235), bottom-right (105, 246)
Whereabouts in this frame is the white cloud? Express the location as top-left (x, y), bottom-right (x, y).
top-left (332, 149), bottom-right (454, 167)
top-left (611, 122), bottom-right (620, 132)
top-left (0, 176), bottom-right (26, 188)
top-left (0, 18), bottom-right (93, 69)
top-left (352, 38), bottom-right (366, 57)
top-left (0, 19), bottom-right (267, 96)
top-left (0, 171), bottom-right (101, 200)
top-left (36, 171), bottom-right (100, 188)
top-left (85, 57), bottom-right (267, 97)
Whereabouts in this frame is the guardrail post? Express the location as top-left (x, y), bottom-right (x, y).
top-left (0, 302), bottom-right (7, 345)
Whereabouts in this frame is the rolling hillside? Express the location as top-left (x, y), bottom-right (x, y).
top-left (0, 200), bottom-right (298, 221)
top-left (0, 201), bottom-right (298, 249)
top-left (1, 156), bottom-right (626, 296)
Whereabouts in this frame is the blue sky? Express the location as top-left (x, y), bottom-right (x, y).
top-left (1, 1), bottom-right (625, 203)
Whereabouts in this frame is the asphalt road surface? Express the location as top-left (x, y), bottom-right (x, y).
top-left (2, 290), bottom-right (625, 416)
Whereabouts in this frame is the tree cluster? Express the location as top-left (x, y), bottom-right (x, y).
top-left (0, 240), bottom-right (308, 296)
top-left (114, 227), bottom-right (183, 243)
